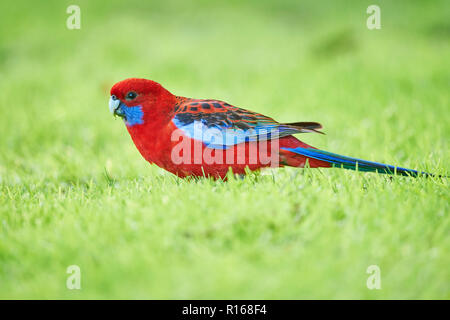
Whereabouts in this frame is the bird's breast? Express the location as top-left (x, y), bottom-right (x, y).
top-left (125, 121), bottom-right (179, 166)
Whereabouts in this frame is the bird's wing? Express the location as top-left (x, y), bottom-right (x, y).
top-left (172, 99), bottom-right (323, 149)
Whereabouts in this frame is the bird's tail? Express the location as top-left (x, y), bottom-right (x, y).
top-left (282, 147), bottom-right (428, 177)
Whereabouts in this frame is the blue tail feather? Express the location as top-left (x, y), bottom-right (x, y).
top-left (282, 147), bottom-right (426, 177)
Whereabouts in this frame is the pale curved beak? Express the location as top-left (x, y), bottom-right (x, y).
top-left (109, 95), bottom-right (120, 114)
top-left (109, 95), bottom-right (125, 118)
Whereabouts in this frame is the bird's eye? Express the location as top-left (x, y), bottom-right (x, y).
top-left (126, 91), bottom-right (137, 100)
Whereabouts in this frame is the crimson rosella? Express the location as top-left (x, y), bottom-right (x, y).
top-left (109, 78), bottom-right (424, 179)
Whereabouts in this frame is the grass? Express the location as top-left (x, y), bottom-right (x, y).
top-left (0, 0), bottom-right (449, 299)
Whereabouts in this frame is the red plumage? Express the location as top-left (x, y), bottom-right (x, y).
top-left (110, 78), bottom-right (422, 178)
top-left (110, 78), bottom-right (329, 178)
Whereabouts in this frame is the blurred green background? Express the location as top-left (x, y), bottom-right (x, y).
top-left (0, 0), bottom-right (448, 299)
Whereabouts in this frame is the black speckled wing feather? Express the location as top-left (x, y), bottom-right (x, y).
top-left (172, 99), bottom-right (323, 148)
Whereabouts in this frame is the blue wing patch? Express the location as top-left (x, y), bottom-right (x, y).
top-left (172, 118), bottom-right (282, 149)
top-left (172, 100), bottom-right (323, 149)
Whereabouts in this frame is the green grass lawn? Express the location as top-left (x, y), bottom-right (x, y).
top-left (0, 0), bottom-right (449, 299)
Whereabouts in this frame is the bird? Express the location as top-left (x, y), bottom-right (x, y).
top-left (109, 78), bottom-right (425, 179)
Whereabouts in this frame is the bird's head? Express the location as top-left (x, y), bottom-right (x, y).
top-left (109, 78), bottom-right (174, 127)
